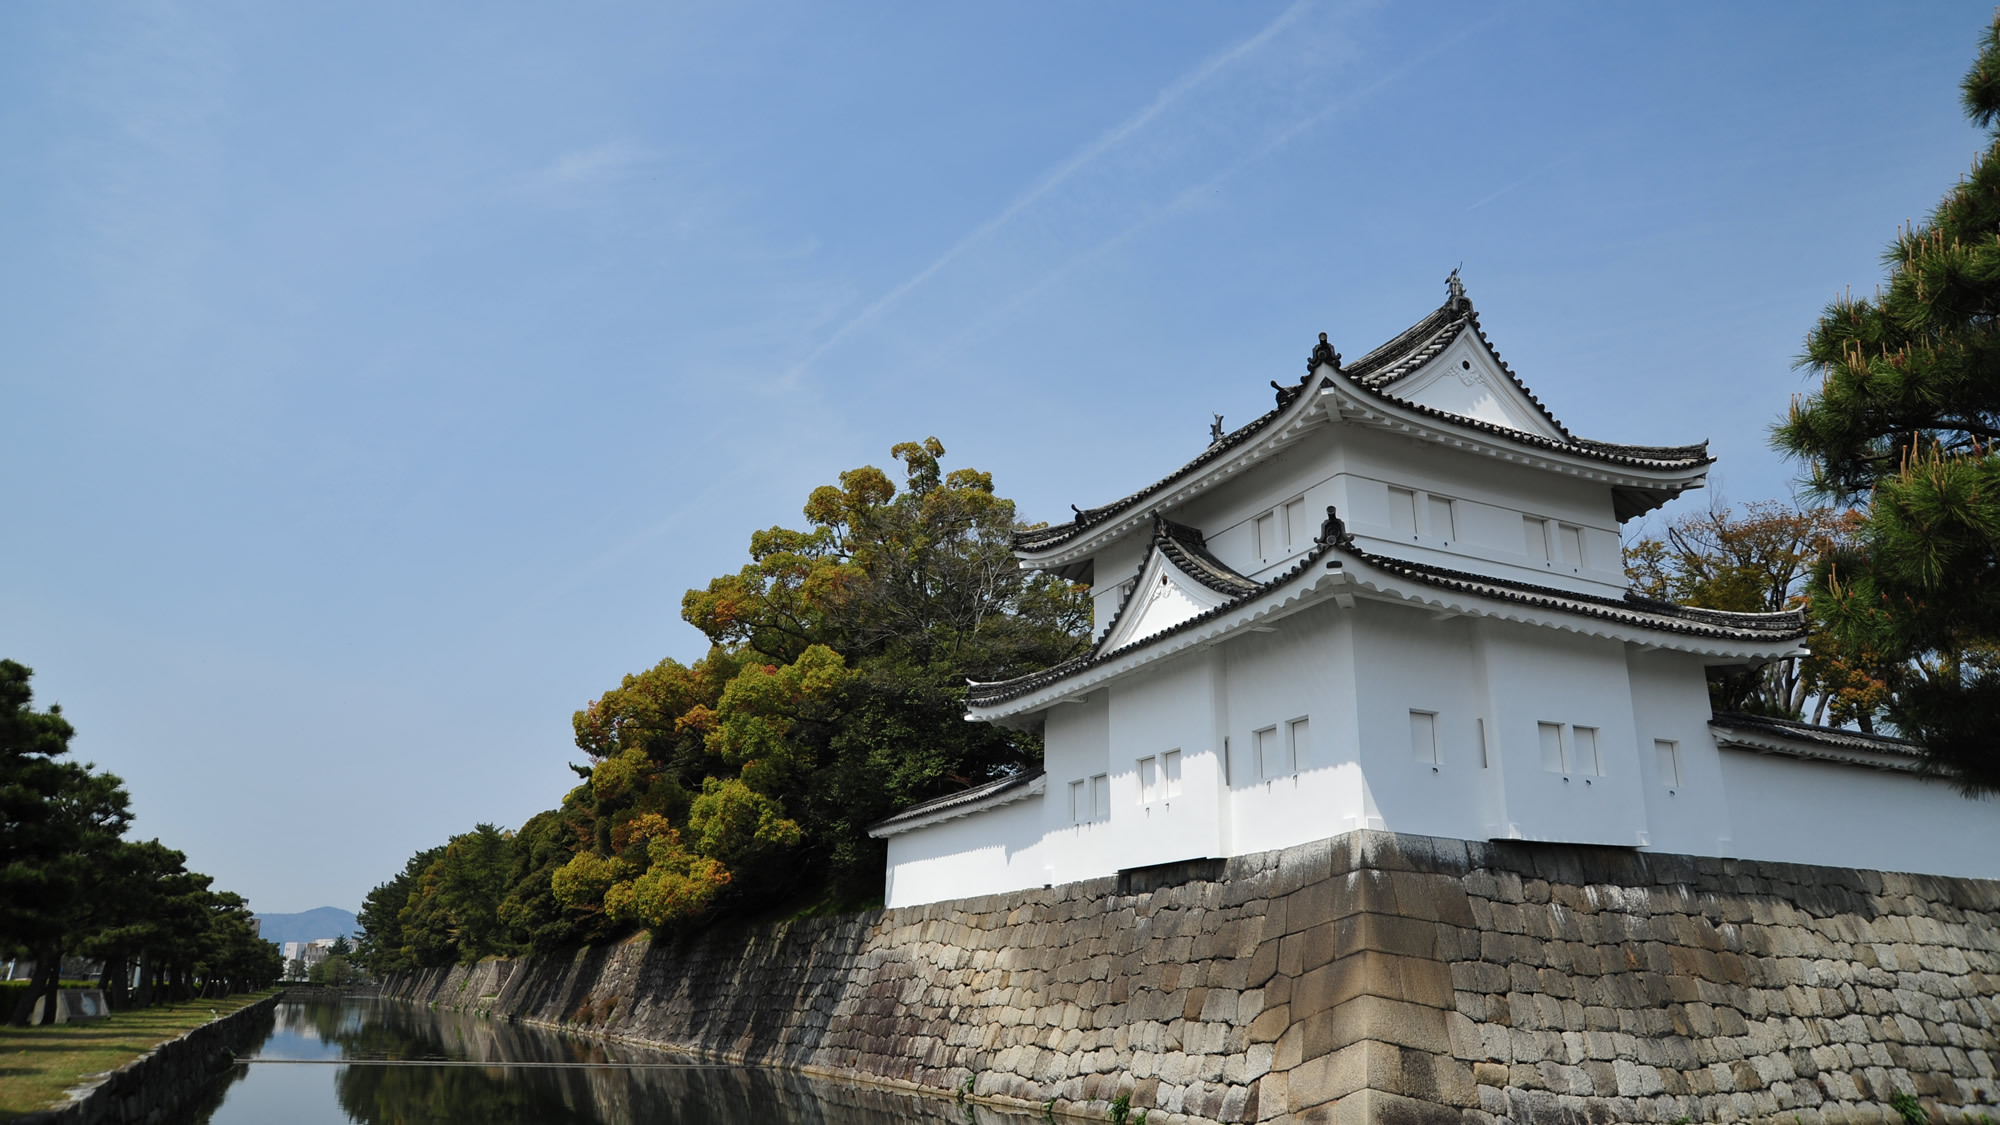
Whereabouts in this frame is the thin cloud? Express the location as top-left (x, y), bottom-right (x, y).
top-left (917, 17), bottom-right (1496, 368)
top-left (775, 0), bottom-right (1314, 389)
top-left (519, 141), bottom-right (658, 197)
top-left (1465, 156), bottom-right (1565, 212)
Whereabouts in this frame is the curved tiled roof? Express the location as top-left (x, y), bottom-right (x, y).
top-left (1015, 276), bottom-right (1709, 554)
top-left (865, 768), bottom-right (1046, 836)
top-left (973, 508), bottom-right (1805, 711)
top-left (1704, 712), bottom-right (1920, 756)
top-left (1348, 548), bottom-right (1806, 641)
top-left (1013, 398), bottom-right (1290, 552)
top-left (1154, 516), bottom-right (1260, 598)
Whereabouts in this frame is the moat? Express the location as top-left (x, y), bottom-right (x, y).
top-left (177, 996), bottom-right (1035, 1125)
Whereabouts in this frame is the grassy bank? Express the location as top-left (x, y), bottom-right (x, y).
top-left (0, 990), bottom-right (276, 1119)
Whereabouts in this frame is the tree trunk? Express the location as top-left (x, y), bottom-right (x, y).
top-left (101, 956), bottom-right (129, 1010)
top-left (134, 952), bottom-right (153, 1008)
top-left (7, 955), bottom-right (56, 1027)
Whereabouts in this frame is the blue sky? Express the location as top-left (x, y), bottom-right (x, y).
top-left (3, 2), bottom-right (1990, 913)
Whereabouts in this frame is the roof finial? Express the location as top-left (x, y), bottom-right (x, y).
top-left (1306, 331), bottom-right (1341, 375)
top-left (1316, 505), bottom-right (1356, 551)
top-left (1209, 413), bottom-right (1225, 444)
top-left (1446, 266), bottom-right (1467, 310)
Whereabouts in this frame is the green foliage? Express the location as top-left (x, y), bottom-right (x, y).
top-left (0, 661), bottom-right (281, 1021)
top-left (1108, 1089), bottom-right (1132, 1125)
top-left (1891, 1090), bottom-right (1930, 1125)
top-left (1774, 14), bottom-right (2000, 789)
top-left (370, 438), bottom-right (1090, 959)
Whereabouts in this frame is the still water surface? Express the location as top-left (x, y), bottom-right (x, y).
top-left (178, 998), bottom-right (1033, 1125)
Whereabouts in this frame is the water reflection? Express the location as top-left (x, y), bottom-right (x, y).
top-left (178, 998), bottom-right (1033, 1125)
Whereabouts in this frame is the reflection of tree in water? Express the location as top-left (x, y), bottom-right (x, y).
top-left (317, 1001), bottom-right (1034, 1125)
top-left (161, 1006), bottom-right (272, 1125)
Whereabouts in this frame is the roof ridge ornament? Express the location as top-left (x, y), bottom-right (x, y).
top-left (1210, 413), bottom-right (1225, 444)
top-left (1306, 331), bottom-right (1342, 376)
top-left (1315, 505), bottom-right (1357, 551)
top-left (1446, 266), bottom-right (1468, 312)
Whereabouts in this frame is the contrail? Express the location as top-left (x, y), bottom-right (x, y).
top-left (914, 16), bottom-right (1496, 367)
top-left (776, 0), bottom-right (1313, 388)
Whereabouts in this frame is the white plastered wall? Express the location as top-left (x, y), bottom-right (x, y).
top-left (1218, 602), bottom-right (1364, 856)
top-left (1717, 751), bottom-right (2000, 881)
top-left (1345, 602), bottom-right (1491, 839)
top-left (1626, 647), bottom-right (1734, 855)
top-left (1476, 621), bottom-right (1652, 847)
top-left (880, 796), bottom-right (1045, 908)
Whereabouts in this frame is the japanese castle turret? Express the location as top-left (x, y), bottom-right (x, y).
top-left (868, 274), bottom-right (2000, 909)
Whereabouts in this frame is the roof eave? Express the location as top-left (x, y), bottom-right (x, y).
top-left (970, 553), bottom-right (1803, 721)
top-left (865, 771), bottom-right (1048, 838)
top-left (1708, 718), bottom-right (1922, 774)
top-left (1013, 387), bottom-right (1333, 569)
top-left (1322, 381), bottom-right (1712, 492)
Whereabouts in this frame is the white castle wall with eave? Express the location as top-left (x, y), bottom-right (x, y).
top-left (1152, 424), bottom-right (1631, 597)
top-left (880, 790), bottom-right (1045, 909)
top-left (1717, 747), bottom-right (2000, 881)
top-left (1071, 420), bottom-right (1655, 641)
top-left (1626, 646), bottom-right (1736, 855)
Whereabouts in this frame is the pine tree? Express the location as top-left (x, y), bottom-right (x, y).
top-left (1776, 15), bottom-right (2000, 791)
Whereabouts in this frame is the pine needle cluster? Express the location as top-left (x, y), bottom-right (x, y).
top-left (1775, 16), bottom-right (2000, 791)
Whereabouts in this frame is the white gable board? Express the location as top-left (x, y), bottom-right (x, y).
top-left (1387, 335), bottom-right (1564, 440)
top-left (1098, 548), bottom-right (1234, 654)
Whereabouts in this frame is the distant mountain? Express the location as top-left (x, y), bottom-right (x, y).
top-left (254, 906), bottom-right (358, 945)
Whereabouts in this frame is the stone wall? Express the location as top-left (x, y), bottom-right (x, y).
top-left (383, 832), bottom-right (2000, 1124)
top-left (17, 993), bottom-right (279, 1125)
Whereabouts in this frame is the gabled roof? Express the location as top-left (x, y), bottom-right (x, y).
top-left (1014, 273), bottom-right (1712, 555)
top-left (1153, 516), bottom-right (1259, 599)
top-left (1708, 712), bottom-right (1922, 773)
top-left (1091, 516), bottom-right (1260, 655)
top-left (972, 507), bottom-right (1805, 713)
top-left (865, 769), bottom-right (1046, 838)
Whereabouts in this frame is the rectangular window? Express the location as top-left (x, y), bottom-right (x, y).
top-left (1287, 717), bottom-right (1310, 772)
top-left (1655, 739), bottom-right (1682, 787)
top-left (1163, 749), bottom-right (1182, 797)
top-left (1538, 721), bottom-right (1567, 773)
top-left (1283, 498), bottom-right (1307, 547)
top-left (1091, 774), bottom-right (1109, 819)
top-left (1069, 779), bottom-right (1087, 824)
top-left (1524, 516), bottom-right (1550, 560)
top-left (1409, 710), bottom-right (1438, 765)
top-left (1222, 736), bottom-right (1233, 787)
top-left (1427, 495), bottom-right (1456, 542)
top-left (1477, 718), bottom-right (1489, 769)
top-left (1138, 756), bottom-right (1158, 803)
top-left (1574, 725), bottom-right (1602, 775)
top-left (1255, 725), bottom-right (1282, 779)
top-left (1390, 488), bottom-right (1418, 538)
top-left (1254, 511), bottom-right (1277, 560)
top-left (1559, 523), bottom-right (1585, 567)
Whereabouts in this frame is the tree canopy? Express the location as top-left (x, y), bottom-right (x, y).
top-left (1774, 16), bottom-right (2000, 790)
top-left (358, 439), bottom-right (1089, 971)
top-left (0, 660), bottom-right (281, 1022)
top-left (1624, 501), bottom-right (1888, 727)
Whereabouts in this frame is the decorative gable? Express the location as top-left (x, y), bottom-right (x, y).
top-left (1098, 548), bottom-right (1237, 654)
top-left (1388, 336), bottom-right (1567, 441)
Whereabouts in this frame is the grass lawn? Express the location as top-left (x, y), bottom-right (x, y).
top-left (0, 990), bottom-right (276, 1119)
